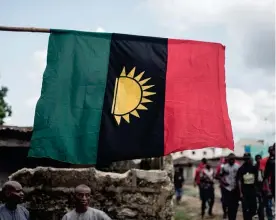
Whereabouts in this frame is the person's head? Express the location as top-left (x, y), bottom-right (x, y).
top-left (255, 154), bottom-right (262, 164)
top-left (2, 181), bottom-right (24, 206)
top-left (201, 158), bottom-right (207, 165)
top-left (74, 184), bottom-right (91, 212)
top-left (227, 153), bottom-right (236, 165)
top-left (175, 167), bottom-right (180, 173)
top-left (243, 153), bottom-right (252, 164)
top-left (268, 143), bottom-right (275, 157)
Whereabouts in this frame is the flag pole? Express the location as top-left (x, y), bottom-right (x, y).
top-left (0, 25), bottom-right (50, 33)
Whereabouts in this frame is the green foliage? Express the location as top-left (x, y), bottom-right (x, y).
top-left (0, 86), bottom-right (12, 125)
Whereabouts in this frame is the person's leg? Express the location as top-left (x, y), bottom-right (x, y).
top-left (175, 188), bottom-right (181, 205)
top-left (208, 187), bottom-right (215, 216)
top-left (265, 196), bottom-right (273, 220)
top-left (224, 190), bottom-right (235, 220)
top-left (178, 188), bottom-right (183, 203)
top-left (198, 185), bottom-right (203, 201)
top-left (242, 196), bottom-right (251, 220)
top-left (242, 192), bottom-right (257, 220)
top-left (257, 193), bottom-right (265, 220)
top-left (221, 187), bottom-right (228, 219)
top-left (201, 189), bottom-right (207, 219)
top-left (249, 193), bottom-right (257, 218)
top-left (224, 190), bottom-right (231, 219)
top-left (272, 183), bottom-right (275, 201)
top-left (227, 189), bottom-right (239, 220)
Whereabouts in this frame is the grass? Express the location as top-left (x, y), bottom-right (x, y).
top-left (183, 187), bottom-right (198, 197)
top-left (174, 210), bottom-right (191, 220)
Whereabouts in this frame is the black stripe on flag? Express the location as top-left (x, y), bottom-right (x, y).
top-left (97, 33), bottom-right (168, 165)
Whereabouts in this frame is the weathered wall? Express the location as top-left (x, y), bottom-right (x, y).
top-left (8, 161), bottom-right (174, 220)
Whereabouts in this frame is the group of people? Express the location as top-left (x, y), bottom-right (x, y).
top-left (0, 181), bottom-right (111, 220)
top-left (1, 146), bottom-right (275, 220)
top-left (192, 143), bottom-right (275, 220)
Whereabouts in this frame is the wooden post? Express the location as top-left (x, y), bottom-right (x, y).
top-left (0, 26), bottom-right (50, 33)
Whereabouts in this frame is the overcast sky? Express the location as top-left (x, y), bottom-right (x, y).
top-left (0, 0), bottom-right (275, 144)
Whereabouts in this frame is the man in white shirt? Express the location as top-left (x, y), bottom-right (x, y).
top-left (62, 184), bottom-right (111, 220)
top-left (220, 153), bottom-right (240, 220)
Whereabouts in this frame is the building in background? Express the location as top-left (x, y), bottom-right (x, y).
top-left (172, 139), bottom-right (267, 161)
top-left (1, 125), bottom-right (270, 186)
top-left (221, 139), bottom-right (267, 157)
top-left (0, 126), bottom-right (141, 187)
top-left (171, 147), bottom-right (222, 160)
top-left (173, 139), bottom-right (269, 182)
top-left (0, 126), bottom-right (32, 186)
top-left (244, 144), bottom-right (269, 159)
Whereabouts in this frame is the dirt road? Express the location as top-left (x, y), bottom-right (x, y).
top-left (174, 185), bottom-right (244, 220)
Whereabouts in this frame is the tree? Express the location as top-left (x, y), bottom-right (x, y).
top-left (0, 86), bottom-right (12, 125)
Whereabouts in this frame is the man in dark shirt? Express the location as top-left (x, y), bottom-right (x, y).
top-left (174, 167), bottom-right (185, 205)
top-left (264, 144), bottom-right (275, 200)
top-left (255, 154), bottom-right (272, 220)
top-left (237, 153), bottom-right (258, 220)
top-left (254, 154), bottom-right (265, 220)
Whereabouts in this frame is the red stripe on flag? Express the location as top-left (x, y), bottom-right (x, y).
top-left (164, 39), bottom-right (234, 155)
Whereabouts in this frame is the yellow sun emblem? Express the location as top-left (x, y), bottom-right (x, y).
top-left (111, 67), bottom-right (156, 125)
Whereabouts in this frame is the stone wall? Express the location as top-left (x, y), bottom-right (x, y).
top-left (8, 162), bottom-right (174, 220)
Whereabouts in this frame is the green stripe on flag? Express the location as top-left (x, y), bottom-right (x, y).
top-left (29, 30), bottom-right (112, 164)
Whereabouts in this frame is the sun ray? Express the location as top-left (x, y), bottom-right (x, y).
top-left (131, 110), bottom-right (140, 118)
top-left (134, 71), bottom-right (145, 81)
top-left (143, 91), bottom-right (156, 97)
top-left (123, 114), bottom-right (130, 123)
top-left (137, 104), bottom-right (148, 110)
top-left (141, 98), bottom-right (152, 103)
top-left (139, 77), bottom-right (151, 85)
top-left (114, 116), bottom-right (121, 125)
top-left (142, 85), bottom-right (154, 90)
top-left (127, 67), bottom-right (136, 78)
top-left (120, 67), bottom-right (126, 76)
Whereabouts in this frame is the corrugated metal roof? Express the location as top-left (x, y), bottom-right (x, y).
top-left (173, 156), bottom-right (196, 165)
top-left (0, 125), bottom-right (32, 142)
top-left (0, 125), bottom-right (33, 132)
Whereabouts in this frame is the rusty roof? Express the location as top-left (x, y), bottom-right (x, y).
top-left (173, 156), bottom-right (197, 165)
top-left (0, 125), bottom-right (33, 141)
top-left (0, 125), bottom-right (33, 132)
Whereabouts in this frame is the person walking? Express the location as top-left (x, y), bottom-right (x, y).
top-left (220, 153), bottom-right (240, 220)
top-left (200, 162), bottom-right (215, 219)
top-left (254, 154), bottom-right (265, 220)
top-left (0, 181), bottom-right (29, 220)
top-left (174, 167), bottom-right (185, 205)
top-left (237, 153), bottom-right (258, 220)
top-left (216, 157), bottom-right (228, 219)
top-left (264, 144), bottom-right (275, 200)
top-left (263, 144), bottom-right (275, 220)
top-left (194, 158), bottom-right (207, 201)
